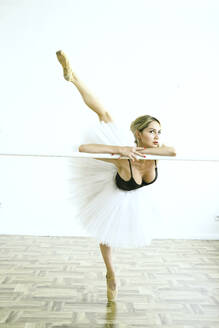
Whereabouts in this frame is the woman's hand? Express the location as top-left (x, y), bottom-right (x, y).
top-left (119, 146), bottom-right (145, 162)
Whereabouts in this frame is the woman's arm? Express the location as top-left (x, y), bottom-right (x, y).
top-left (78, 144), bottom-right (145, 165)
top-left (78, 144), bottom-right (176, 167)
top-left (79, 144), bottom-right (123, 154)
top-left (79, 144), bottom-right (122, 166)
top-left (79, 143), bottom-right (176, 158)
top-left (142, 145), bottom-right (176, 156)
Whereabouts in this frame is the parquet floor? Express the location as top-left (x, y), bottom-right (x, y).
top-left (0, 235), bottom-right (219, 328)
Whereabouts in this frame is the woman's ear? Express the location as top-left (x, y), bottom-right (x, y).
top-left (135, 130), bottom-right (141, 146)
top-left (135, 130), bottom-right (141, 141)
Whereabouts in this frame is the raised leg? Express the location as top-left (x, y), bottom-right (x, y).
top-left (56, 50), bottom-right (113, 123)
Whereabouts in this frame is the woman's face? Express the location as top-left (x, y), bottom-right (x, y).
top-left (136, 121), bottom-right (161, 148)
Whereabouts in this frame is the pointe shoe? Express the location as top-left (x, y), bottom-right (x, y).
top-left (106, 274), bottom-right (117, 301)
top-left (56, 50), bottom-right (73, 81)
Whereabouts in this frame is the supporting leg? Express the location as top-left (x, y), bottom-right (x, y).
top-left (56, 50), bottom-right (113, 123)
top-left (99, 243), bottom-right (116, 290)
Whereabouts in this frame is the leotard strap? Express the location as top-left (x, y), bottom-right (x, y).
top-left (128, 159), bottom-right (133, 177)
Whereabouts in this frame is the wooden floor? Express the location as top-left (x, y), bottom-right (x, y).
top-left (0, 235), bottom-right (219, 328)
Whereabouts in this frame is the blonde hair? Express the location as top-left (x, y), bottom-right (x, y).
top-left (130, 115), bottom-right (161, 145)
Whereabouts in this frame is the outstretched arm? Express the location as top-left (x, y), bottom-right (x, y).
top-left (141, 144), bottom-right (176, 156)
top-left (56, 50), bottom-right (113, 123)
top-left (78, 144), bottom-right (176, 166)
top-left (79, 144), bottom-right (145, 165)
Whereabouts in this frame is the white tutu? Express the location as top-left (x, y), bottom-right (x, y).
top-left (67, 121), bottom-right (159, 249)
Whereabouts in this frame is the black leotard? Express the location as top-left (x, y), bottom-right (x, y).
top-left (115, 160), bottom-right (158, 191)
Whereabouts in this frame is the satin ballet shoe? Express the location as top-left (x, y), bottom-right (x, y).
top-left (106, 273), bottom-right (117, 301)
top-left (56, 50), bottom-right (73, 81)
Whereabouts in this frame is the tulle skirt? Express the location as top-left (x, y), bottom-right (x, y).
top-left (67, 121), bottom-right (160, 248)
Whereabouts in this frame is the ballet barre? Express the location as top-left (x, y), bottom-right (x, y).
top-left (0, 152), bottom-right (219, 161)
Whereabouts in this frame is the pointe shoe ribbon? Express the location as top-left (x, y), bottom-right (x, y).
top-left (106, 274), bottom-right (117, 301)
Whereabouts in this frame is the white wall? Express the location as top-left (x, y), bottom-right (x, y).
top-left (0, 0), bottom-right (219, 239)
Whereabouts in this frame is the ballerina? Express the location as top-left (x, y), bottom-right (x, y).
top-left (56, 50), bottom-right (176, 301)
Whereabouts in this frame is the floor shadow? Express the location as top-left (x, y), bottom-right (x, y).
top-left (104, 300), bottom-right (118, 327)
